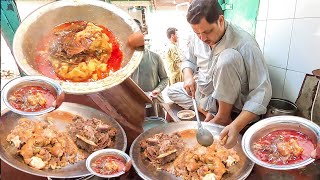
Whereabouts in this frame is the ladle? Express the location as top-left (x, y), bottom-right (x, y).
top-left (192, 98), bottom-right (214, 147)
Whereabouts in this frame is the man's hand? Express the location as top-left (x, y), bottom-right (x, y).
top-left (219, 123), bottom-right (241, 149)
top-left (220, 111), bottom-right (258, 149)
top-left (127, 32), bottom-right (144, 48)
top-left (183, 77), bottom-right (196, 97)
top-left (311, 144), bottom-right (320, 159)
top-left (182, 68), bottom-right (196, 97)
top-left (150, 90), bottom-right (160, 98)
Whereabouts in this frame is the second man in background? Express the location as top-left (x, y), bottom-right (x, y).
top-left (166, 27), bottom-right (183, 85)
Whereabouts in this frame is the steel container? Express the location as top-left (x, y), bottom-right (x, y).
top-left (1, 76), bottom-right (64, 116)
top-left (242, 115), bottom-right (320, 170)
top-left (12, 0), bottom-right (143, 94)
top-left (265, 98), bottom-right (297, 117)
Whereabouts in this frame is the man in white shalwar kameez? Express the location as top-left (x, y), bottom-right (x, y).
top-left (167, 0), bottom-right (272, 148)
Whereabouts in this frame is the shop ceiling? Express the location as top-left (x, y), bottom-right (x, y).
top-left (111, 0), bottom-right (190, 10)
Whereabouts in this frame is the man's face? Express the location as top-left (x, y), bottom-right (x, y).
top-left (172, 32), bottom-right (178, 43)
top-left (191, 16), bottom-right (224, 46)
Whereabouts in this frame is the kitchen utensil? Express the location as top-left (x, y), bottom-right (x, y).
top-left (12, 0), bottom-right (143, 94)
top-left (130, 121), bottom-right (254, 180)
top-left (264, 98), bottom-right (297, 118)
top-left (1, 76), bottom-right (64, 116)
top-left (177, 109), bottom-right (195, 120)
top-left (86, 149), bottom-right (132, 178)
top-left (0, 102), bottom-right (127, 178)
top-left (242, 115), bottom-right (320, 170)
top-left (192, 98), bottom-right (213, 147)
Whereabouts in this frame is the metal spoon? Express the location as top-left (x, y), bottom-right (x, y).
top-left (192, 98), bottom-right (214, 147)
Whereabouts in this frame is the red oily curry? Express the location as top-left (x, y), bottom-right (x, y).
top-left (253, 130), bottom-right (314, 165)
top-left (8, 86), bottom-right (55, 112)
top-left (91, 155), bottom-right (125, 175)
top-left (35, 21), bottom-right (123, 82)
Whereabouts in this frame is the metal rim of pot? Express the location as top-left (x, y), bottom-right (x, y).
top-left (267, 98), bottom-right (297, 115)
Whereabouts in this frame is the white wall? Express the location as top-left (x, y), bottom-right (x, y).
top-left (256, 0), bottom-right (320, 103)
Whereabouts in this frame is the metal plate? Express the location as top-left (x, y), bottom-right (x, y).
top-left (130, 121), bottom-right (254, 180)
top-left (0, 102), bottom-right (127, 178)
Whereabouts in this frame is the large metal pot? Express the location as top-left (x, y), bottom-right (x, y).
top-left (265, 98), bottom-right (297, 118)
top-left (242, 115), bottom-right (320, 170)
top-left (13, 0), bottom-right (143, 94)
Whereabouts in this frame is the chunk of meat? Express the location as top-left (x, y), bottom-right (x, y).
top-left (67, 116), bottom-right (117, 153)
top-left (29, 156), bottom-right (46, 170)
top-left (7, 118), bottom-right (82, 170)
top-left (173, 143), bottom-right (239, 180)
top-left (140, 133), bottom-right (185, 166)
top-left (277, 139), bottom-right (304, 157)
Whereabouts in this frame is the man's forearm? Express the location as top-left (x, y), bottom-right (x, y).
top-left (182, 68), bottom-right (194, 80)
top-left (232, 111), bottom-right (258, 132)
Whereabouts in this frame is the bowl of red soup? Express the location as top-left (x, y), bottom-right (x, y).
top-left (86, 149), bottom-right (132, 178)
top-left (12, 0), bottom-right (143, 94)
top-left (242, 115), bottom-right (320, 170)
top-left (1, 76), bottom-right (64, 116)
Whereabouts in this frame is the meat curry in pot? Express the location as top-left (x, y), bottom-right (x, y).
top-left (35, 21), bottom-right (123, 82)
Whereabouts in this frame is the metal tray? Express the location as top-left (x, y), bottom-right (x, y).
top-left (0, 102), bottom-right (127, 178)
top-left (130, 121), bottom-right (254, 180)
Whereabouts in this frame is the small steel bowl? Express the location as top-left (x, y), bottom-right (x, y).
top-left (86, 149), bottom-right (132, 178)
top-left (242, 115), bottom-right (320, 170)
top-left (1, 76), bottom-right (64, 116)
top-left (177, 110), bottom-right (195, 120)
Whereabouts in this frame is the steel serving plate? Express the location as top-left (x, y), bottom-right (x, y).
top-left (242, 115), bottom-right (320, 170)
top-left (1, 76), bottom-right (64, 116)
top-left (177, 109), bottom-right (195, 120)
top-left (86, 149), bottom-right (131, 178)
top-left (13, 0), bottom-right (143, 94)
top-left (130, 121), bottom-right (254, 180)
top-left (0, 102), bottom-right (127, 178)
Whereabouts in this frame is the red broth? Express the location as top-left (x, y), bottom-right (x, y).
top-left (91, 155), bottom-right (125, 175)
top-left (253, 130), bottom-right (314, 165)
top-left (34, 21), bottom-right (123, 81)
top-left (9, 86), bottom-right (55, 112)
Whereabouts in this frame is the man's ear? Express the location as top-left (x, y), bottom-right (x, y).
top-left (217, 15), bottom-right (224, 27)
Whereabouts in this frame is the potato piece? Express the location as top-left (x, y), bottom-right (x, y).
top-left (79, 62), bottom-right (87, 72)
top-left (92, 74), bottom-right (98, 80)
top-left (99, 63), bottom-right (107, 72)
top-left (59, 65), bottom-right (69, 75)
top-left (88, 60), bottom-right (96, 72)
top-left (67, 67), bottom-right (86, 79)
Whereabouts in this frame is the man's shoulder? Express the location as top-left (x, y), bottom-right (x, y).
top-left (146, 49), bottom-right (161, 58)
top-left (227, 24), bottom-right (260, 52)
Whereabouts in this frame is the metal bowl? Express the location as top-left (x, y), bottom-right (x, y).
top-left (242, 115), bottom-right (320, 170)
top-left (177, 109), bottom-right (195, 120)
top-left (13, 0), bottom-right (143, 94)
top-left (86, 149), bottom-right (131, 178)
top-left (1, 76), bottom-right (64, 116)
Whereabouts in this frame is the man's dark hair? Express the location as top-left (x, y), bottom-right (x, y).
top-left (166, 27), bottom-right (177, 39)
top-left (187, 0), bottom-right (223, 24)
top-left (133, 19), bottom-right (142, 31)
